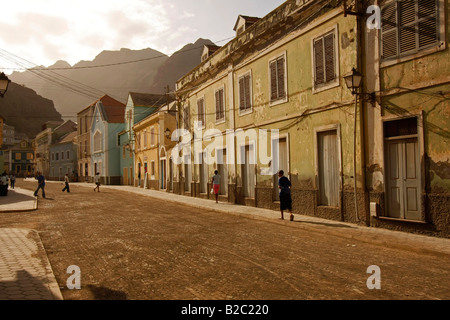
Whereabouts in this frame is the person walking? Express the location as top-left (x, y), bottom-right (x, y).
top-left (34, 172), bottom-right (46, 198)
top-left (94, 172), bottom-right (101, 192)
top-left (211, 170), bottom-right (221, 203)
top-left (278, 170), bottom-right (294, 221)
top-left (62, 173), bottom-right (70, 193)
top-left (10, 174), bottom-right (15, 189)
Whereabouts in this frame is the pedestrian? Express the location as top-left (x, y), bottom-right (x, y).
top-left (0, 172), bottom-right (8, 196)
top-left (62, 173), bottom-right (70, 193)
top-left (34, 171), bottom-right (46, 198)
top-left (94, 172), bottom-right (100, 192)
top-left (278, 170), bottom-right (294, 221)
top-left (10, 174), bottom-right (15, 189)
top-left (211, 170), bottom-right (220, 203)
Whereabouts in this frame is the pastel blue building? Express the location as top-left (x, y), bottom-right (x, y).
top-left (118, 92), bottom-right (167, 186)
top-left (90, 96), bottom-right (126, 185)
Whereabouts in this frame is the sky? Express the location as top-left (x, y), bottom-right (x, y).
top-left (0, 0), bottom-right (286, 72)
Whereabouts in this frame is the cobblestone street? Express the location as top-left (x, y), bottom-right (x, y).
top-left (1, 179), bottom-right (449, 300)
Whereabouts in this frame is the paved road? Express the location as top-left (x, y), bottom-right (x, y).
top-left (1, 180), bottom-right (449, 300)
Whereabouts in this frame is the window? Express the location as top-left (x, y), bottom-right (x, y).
top-left (61, 151), bottom-right (64, 160)
top-left (381, 0), bottom-right (440, 61)
top-left (67, 151), bottom-right (70, 159)
top-left (151, 161), bottom-right (155, 179)
top-left (215, 87), bottom-right (225, 122)
top-left (269, 54), bottom-right (287, 103)
top-left (51, 153), bottom-right (55, 161)
top-left (150, 127), bottom-right (155, 146)
top-left (183, 106), bottom-right (190, 131)
top-left (15, 153), bottom-right (21, 160)
top-left (313, 29), bottom-right (337, 89)
top-left (27, 153), bottom-right (33, 160)
top-left (94, 131), bottom-right (102, 153)
top-left (239, 72), bottom-right (252, 114)
top-left (197, 98), bottom-right (206, 128)
top-left (144, 130), bottom-right (148, 149)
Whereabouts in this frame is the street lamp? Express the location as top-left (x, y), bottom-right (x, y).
top-left (344, 68), bottom-right (363, 223)
top-left (344, 68), bottom-right (362, 95)
top-left (0, 72), bottom-right (11, 98)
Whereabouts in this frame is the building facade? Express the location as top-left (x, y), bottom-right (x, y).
top-left (49, 131), bottom-right (78, 181)
top-left (363, 0), bottom-right (450, 236)
top-left (133, 101), bottom-right (178, 190)
top-left (174, 0), bottom-right (449, 237)
top-left (120, 92), bottom-right (170, 186)
top-left (90, 96), bottom-right (126, 185)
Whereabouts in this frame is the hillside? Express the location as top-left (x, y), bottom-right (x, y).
top-left (0, 82), bottom-right (63, 138)
top-left (10, 47), bottom-right (168, 119)
top-left (9, 39), bottom-right (216, 119)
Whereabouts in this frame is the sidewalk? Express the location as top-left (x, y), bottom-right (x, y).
top-left (0, 187), bottom-right (62, 300)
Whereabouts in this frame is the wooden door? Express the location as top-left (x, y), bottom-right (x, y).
top-left (386, 138), bottom-right (421, 220)
top-left (318, 130), bottom-right (339, 207)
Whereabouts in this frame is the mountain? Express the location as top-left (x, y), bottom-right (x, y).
top-left (150, 38), bottom-right (216, 93)
top-left (0, 82), bottom-right (62, 138)
top-left (9, 39), bottom-right (216, 119)
top-left (10, 47), bottom-right (168, 120)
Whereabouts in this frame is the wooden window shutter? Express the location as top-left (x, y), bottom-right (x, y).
top-left (197, 99), bottom-right (203, 124)
top-left (277, 57), bottom-right (286, 99)
top-left (220, 89), bottom-right (225, 119)
top-left (215, 91), bottom-right (220, 120)
top-left (244, 75), bottom-right (251, 110)
top-left (381, 2), bottom-right (399, 59)
top-left (399, 0), bottom-right (417, 54)
top-left (324, 33), bottom-right (336, 83)
top-left (418, 0), bottom-right (438, 48)
top-left (184, 107), bottom-right (190, 130)
top-left (215, 89), bottom-right (224, 121)
top-left (270, 60), bottom-right (278, 101)
top-left (239, 77), bottom-right (245, 111)
top-left (314, 38), bottom-right (325, 86)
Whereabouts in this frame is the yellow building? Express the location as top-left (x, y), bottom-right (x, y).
top-left (176, 0), bottom-right (362, 214)
top-left (133, 102), bottom-right (177, 190)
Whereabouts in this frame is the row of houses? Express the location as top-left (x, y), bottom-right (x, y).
top-left (13, 0), bottom-right (450, 238)
top-left (167, 0), bottom-right (449, 237)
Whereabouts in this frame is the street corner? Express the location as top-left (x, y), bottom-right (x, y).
top-left (0, 187), bottom-right (37, 213)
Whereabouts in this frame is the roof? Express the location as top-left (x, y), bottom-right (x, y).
top-left (78, 94), bottom-right (125, 115)
top-left (55, 131), bottom-right (77, 145)
top-left (233, 15), bottom-right (261, 31)
top-left (90, 95), bottom-right (126, 123)
top-left (129, 92), bottom-right (169, 107)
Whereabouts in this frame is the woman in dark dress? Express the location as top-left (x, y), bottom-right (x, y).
top-left (278, 170), bottom-right (294, 221)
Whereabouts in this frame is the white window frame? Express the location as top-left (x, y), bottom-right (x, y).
top-left (268, 51), bottom-right (288, 106)
top-left (215, 85), bottom-right (226, 124)
top-left (311, 25), bottom-right (340, 94)
top-left (238, 70), bottom-right (253, 116)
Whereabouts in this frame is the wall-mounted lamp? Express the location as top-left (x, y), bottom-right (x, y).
top-left (0, 72), bottom-right (11, 98)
